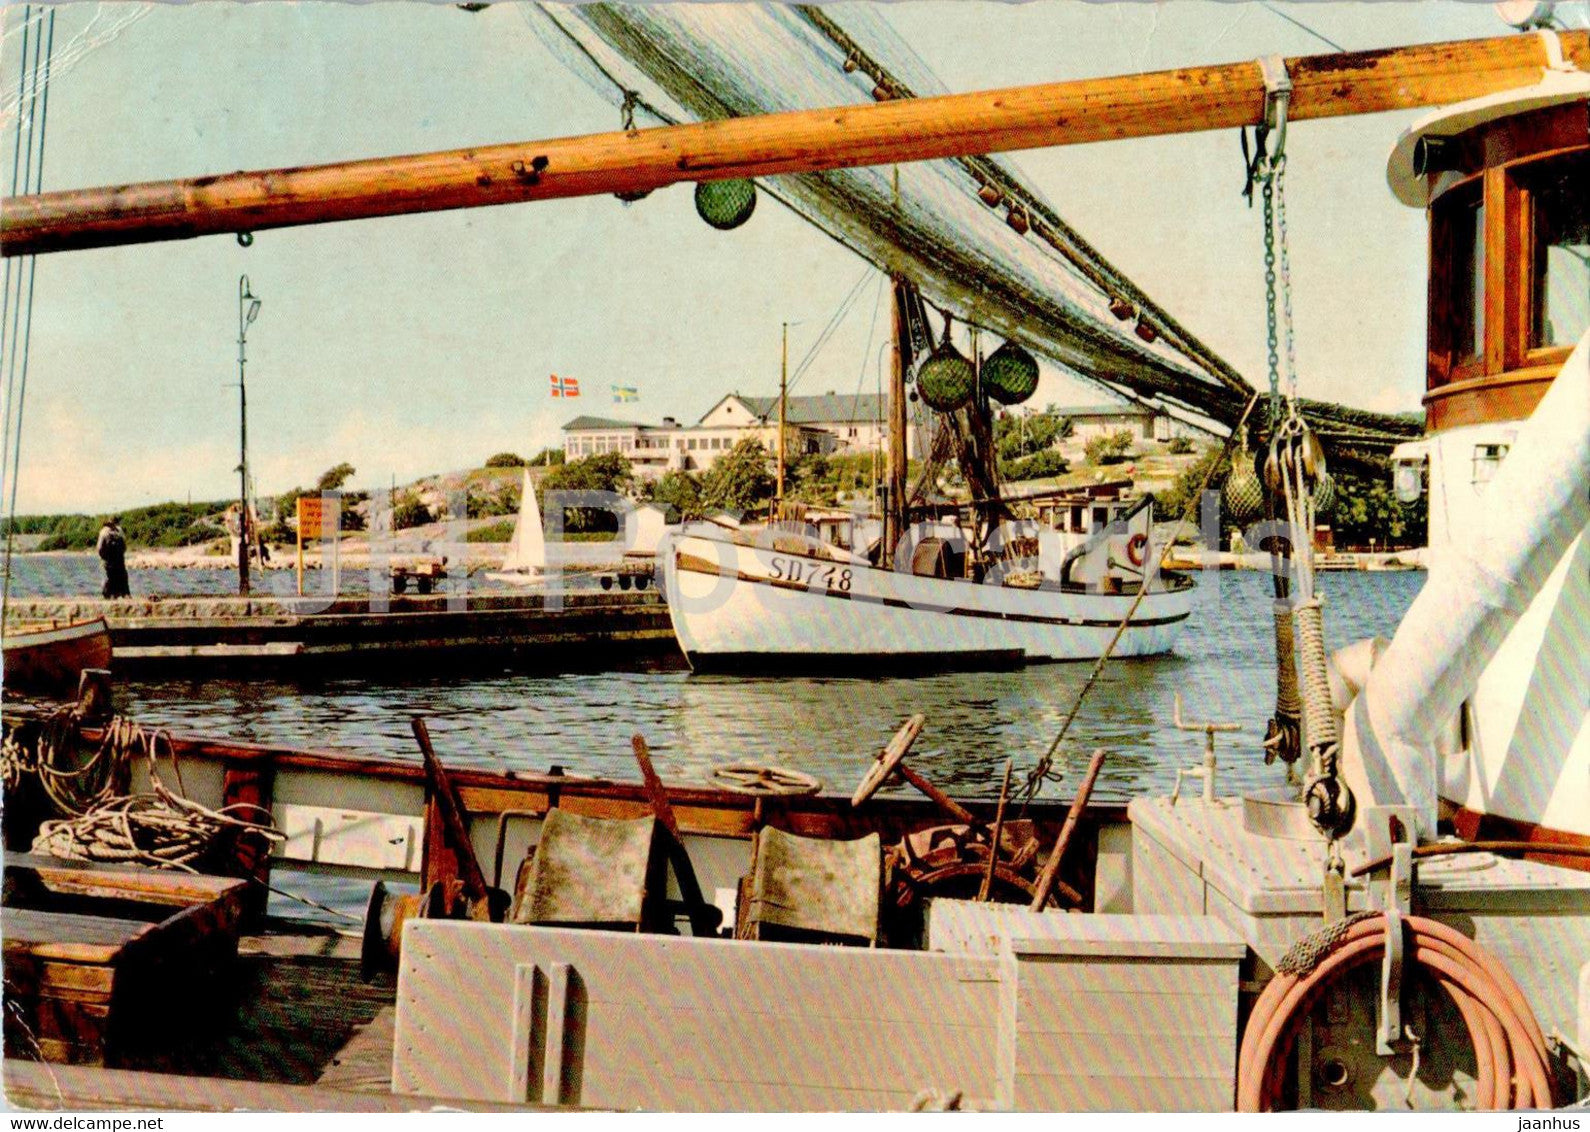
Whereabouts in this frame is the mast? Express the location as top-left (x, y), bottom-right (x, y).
top-left (4, 32), bottom-right (1583, 258)
top-left (776, 321), bottom-right (788, 514)
top-left (884, 277), bottom-right (910, 568)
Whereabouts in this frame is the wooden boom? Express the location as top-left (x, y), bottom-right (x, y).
top-left (3, 31), bottom-right (1585, 257)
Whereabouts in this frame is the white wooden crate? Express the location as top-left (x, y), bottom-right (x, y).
top-left (393, 920), bottom-right (1002, 1110)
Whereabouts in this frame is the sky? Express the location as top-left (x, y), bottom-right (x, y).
top-left (1, 0), bottom-right (1585, 513)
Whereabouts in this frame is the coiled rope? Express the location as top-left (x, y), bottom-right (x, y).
top-left (1, 707), bottom-right (128, 814)
top-left (1237, 913), bottom-right (1553, 1111)
top-left (8, 713), bottom-right (283, 873)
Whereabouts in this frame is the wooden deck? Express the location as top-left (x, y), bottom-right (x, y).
top-left (1, 922), bottom-right (581, 1111)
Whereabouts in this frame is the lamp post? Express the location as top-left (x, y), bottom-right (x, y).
top-left (237, 275), bottom-right (261, 595)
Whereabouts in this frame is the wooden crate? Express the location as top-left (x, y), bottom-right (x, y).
top-left (2, 855), bottom-right (248, 1065)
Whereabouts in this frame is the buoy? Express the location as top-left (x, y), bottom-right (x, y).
top-left (917, 334), bottom-right (975, 412)
top-left (694, 180), bottom-right (757, 230)
top-left (982, 340), bottom-right (1039, 405)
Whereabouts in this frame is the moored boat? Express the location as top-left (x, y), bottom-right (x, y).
top-left (662, 525), bottom-right (1194, 670)
top-left (1, 618), bottom-right (111, 696)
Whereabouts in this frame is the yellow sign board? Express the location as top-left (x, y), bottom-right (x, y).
top-left (295, 494), bottom-right (341, 596)
top-left (296, 495), bottom-right (326, 534)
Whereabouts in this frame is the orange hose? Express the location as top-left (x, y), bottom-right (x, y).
top-left (1236, 915), bottom-right (1553, 1111)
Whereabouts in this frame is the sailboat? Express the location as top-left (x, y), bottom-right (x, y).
top-left (660, 280), bottom-right (1195, 671)
top-left (486, 466), bottom-right (672, 587)
top-left (484, 468), bottom-right (547, 586)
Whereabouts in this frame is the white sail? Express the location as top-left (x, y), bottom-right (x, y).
top-left (499, 468), bottom-right (546, 574)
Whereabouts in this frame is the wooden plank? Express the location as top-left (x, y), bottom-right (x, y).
top-left (4, 32), bottom-right (1583, 257)
top-left (316, 1006), bottom-right (399, 1095)
top-left (3, 1058), bottom-right (548, 1112)
top-left (1, 910), bottom-right (152, 955)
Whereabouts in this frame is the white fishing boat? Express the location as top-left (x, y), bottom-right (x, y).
top-left (661, 273), bottom-right (1198, 670)
top-left (661, 505), bottom-right (1194, 671)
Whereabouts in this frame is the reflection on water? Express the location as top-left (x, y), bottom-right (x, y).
top-left (117, 571), bottom-right (1424, 804)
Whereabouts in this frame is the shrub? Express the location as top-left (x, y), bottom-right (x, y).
top-left (1004, 449), bottom-right (1070, 481)
top-left (527, 447), bottom-right (566, 467)
top-left (1167, 436), bottom-right (1195, 455)
top-left (485, 452), bottom-right (525, 468)
top-left (1084, 429), bottom-right (1135, 465)
top-left (392, 492), bottom-right (434, 530)
top-left (466, 519), bottom-right (517, 543)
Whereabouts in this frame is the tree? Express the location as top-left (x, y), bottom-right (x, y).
top-left (700, 438), bottom-right (774, 514)
top-left (1084, 429), bottom-right (1135, 465)
top-left (541, 452), bottom-right (634, 533)
top-left (485, 452), bottom-right (525, 468)
top-left (316, 462), bottom-right (356, 491)
top-left (646, 470), bottom-right (703, 519)
top-left (1322, 461), bottom-right (1427, 548)
top-left (527, 447), bottom-right (566, 467)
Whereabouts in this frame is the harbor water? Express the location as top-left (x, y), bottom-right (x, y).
top-left (5, 560), bottom-right (1422, 921)
top-left (62, 567), bottom-right (1424, 805)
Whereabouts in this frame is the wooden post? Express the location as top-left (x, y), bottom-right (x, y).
top-left (776, 321), bottom-right (788, 514)
top-left (630, 734), bottom-right (720, 938)
top-left (412, 717), bottom-right (490, 905)
top-left (3, 32), bottom-right (1583, 258)
top-left (1028, 747), bottom-right (1107, 911)
top-left (220, 762), bottom-right (275, 921)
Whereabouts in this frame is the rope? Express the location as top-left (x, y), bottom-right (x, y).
top-left (1275, 909), bottom-right (1377, 975)
top-left (8, 712), bottom-right (285, 874)
top-left (1272, 602), bottom-right (1300, 717)
top-left (1294, 596), bottom-right (1339, 751)
top-left (1, 708), bottom-right (127, 814)
top-left (1017, 392), bottom-right (1261, 810)
top-left (32, 772), bottom-right (282, 873)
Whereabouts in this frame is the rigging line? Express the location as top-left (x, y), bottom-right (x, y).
top-left (1, 3), bottom-right (35, 509)
top-left (2, 7), bottom-right (50, 615)
top-left (2, 5), bottom-right (40, 507)
top-left (525, 2), bottom-right (876, 278)
top-left (1258, 2), bottom-right (1347, 54)
top-left (786, 265), bottom-right (873, 393)
top-left (794, 4), bottom-right (1253, 401)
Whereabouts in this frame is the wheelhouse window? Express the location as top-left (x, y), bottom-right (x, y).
top-left (1433, 183), bottom-right (1486, 381)
top-left (1526, 152), bottom-right (1589, 350)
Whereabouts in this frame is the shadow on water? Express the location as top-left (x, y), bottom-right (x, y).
top-left (104, 570), bottom-right (1423, 804)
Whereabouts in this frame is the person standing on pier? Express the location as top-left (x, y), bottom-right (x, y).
top-left (96, 516), bottom-right (130, 599)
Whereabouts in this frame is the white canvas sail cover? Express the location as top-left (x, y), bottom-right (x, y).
top-left (500, 469), bottom-right (546, 574)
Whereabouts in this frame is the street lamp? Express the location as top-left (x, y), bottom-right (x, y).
top-left (237, 275), bottom-right (261, 595)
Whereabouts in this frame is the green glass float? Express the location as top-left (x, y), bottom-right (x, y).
top-left (1223, 440), bottom-right (1265, 524)
top-left (694, 179), bottom-right (757, 230)
top-left (1312, 470), bottom-right (1336, 515)
top-left (982, 340), bottom-right (1039, 405)
top-left (916, 331), bottom-right (975, 412)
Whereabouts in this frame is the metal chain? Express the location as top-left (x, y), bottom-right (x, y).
top-left (1274, 157), bottom-right (1299, 402)
top-left (1260, 163), bottom-right (1282, 428)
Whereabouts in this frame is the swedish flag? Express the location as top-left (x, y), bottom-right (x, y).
top-left (612, 385), bottom-right (639, 403)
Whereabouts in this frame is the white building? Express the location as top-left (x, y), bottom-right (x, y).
top-left (562, 390), bottom-right (918, 481)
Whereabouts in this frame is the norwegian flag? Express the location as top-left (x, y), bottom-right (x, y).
top-left (549, 374), bottom-right (580, 398)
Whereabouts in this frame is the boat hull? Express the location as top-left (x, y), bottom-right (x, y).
top-left (661, 533), bottom-right (1194, 668)
top-left (2, 618), bottom-right (112, 696)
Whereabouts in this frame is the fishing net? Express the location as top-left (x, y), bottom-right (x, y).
top-left (526, 3), bottom-right (1421, 449)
